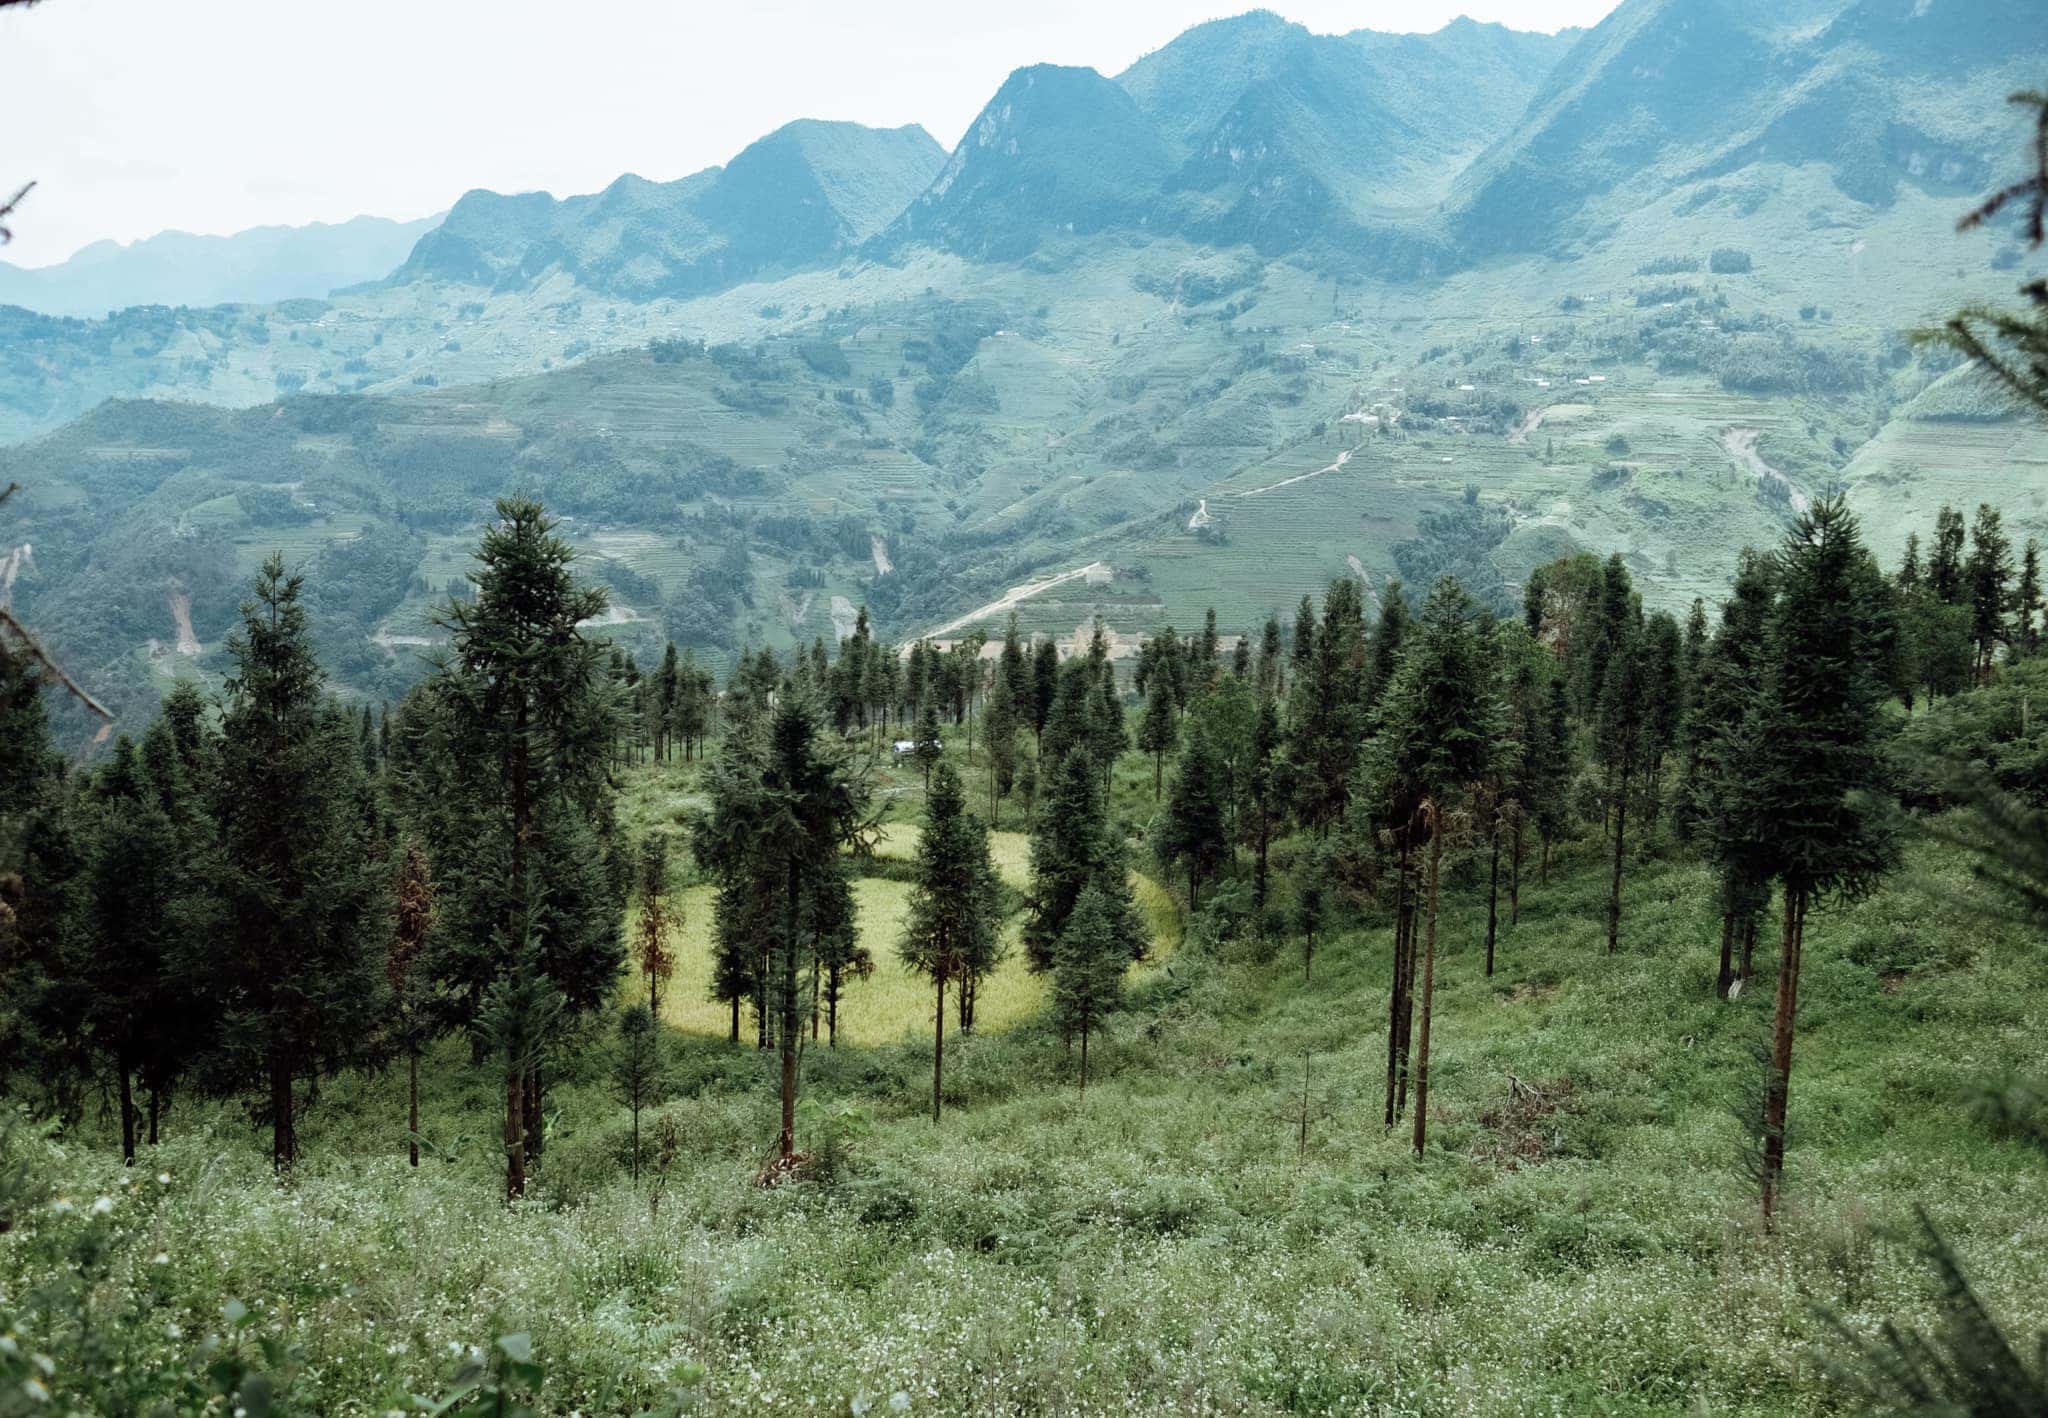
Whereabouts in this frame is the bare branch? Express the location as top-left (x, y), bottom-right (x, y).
top-left (0, 181), bottom-right (33, 247)
top-left (1958, 91), bottom-right (2048, 248)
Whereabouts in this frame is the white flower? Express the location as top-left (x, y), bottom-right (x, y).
top-left (165, 1324), bottom-right (183, 1341)
top-left (49, 1199), bottom-right (72, 1215)
top-left (20, 1377), bottom-right (50, 1403)
top-left (90, 1197), bottom-right (113, 1216)
top-left (30, 1355), bottom-right (54, 1377)
top-left (152, 1252), bottom-right (169, 1266)
top-left (157, 1172), bottom-right (171, 1185)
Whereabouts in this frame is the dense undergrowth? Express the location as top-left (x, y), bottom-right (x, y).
top-left (4, 811), bottom-right (2044, 1414)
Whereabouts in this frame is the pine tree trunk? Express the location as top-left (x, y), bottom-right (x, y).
top-left (1509, 822), bottom-right (1523, 927)
top-left (1256, 808), bottom-right (1270, 909)
top-left (1739, 912), bottom-right (1758, 984)
top-left (1484, 823), bottom-right (1501, 977)
top-left (1398, 888), bottom-right (1417, 1121)
top-left (630, 1105), bottom-right (641, 1182)
top-left (147, 1089), bottom-right (159, 1146)
top-left (1760, 888), bottom-right (1807, 1228)
top-left (1153, 752), bottom-right (1162, 801)
top-left (269, 1047), bottom-right (294, 1176)
top-left (811, 954), bottom-right (822, 1043)
top-left (729, 995), bottom-right (740, 1044)
top-left (1606, 770), bottom-right (1630, 954)
top-left (932, 974), bottom-right (945, 1124)
top-left (117, 1055), bottom-right (136, 1165)
top-left (504, 1066), bottom-right (525, 1203)
top-left (1385, 844), bottom-right (1410, 1128)
top-left (1715, 909), bottom-right (1735, 1000)
top-left (1079, 1022), bottom-right (1089, 1099)
top-left (524, 1067), bottom-right (543, 1163)
top-left (408, 1050), bottom-right (420, 1167)
top-left (1411, 824), bottom-right (1443, 1159)
top-left (778, 859), bottom-right (800, 1162)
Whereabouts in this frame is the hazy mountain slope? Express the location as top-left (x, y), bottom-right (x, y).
top-left (0, 214), bottom-right (439, 317)
top-left (1450, 0), bottom-right (2045, 254)
top-left (1343, 18), bottom-right (1582, 154)
top-left (1117, 12), bottom-right (1573, 261)
top-left (388, 120), bottom-right (946, 299)
top-left (878, 66), bottom-right (1172, 262)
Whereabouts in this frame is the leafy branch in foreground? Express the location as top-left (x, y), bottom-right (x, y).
top-left (1, 483), bottom-right (113, 723)
top-left (1823, 1207), bottom-right (2048, 1415)
top-left (1928, 92), bottom-right (2048, 418)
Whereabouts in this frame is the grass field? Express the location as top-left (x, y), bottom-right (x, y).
top-left (7, 803), bottom-right (2043, 1415)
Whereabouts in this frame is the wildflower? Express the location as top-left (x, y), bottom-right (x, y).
top-left (165, 1324), bottom-right (182, 1340)
top-left (30, 1355), bottom-right (53, 1377)
top-left (152, 1252), bottom-right (169, 1265)
top-left (49, 1199), bottom-right (72, 1215)
top-left (157, 1172), bottom-right (171, 1185)
top-left (21, 1377), bottom-right (50, 1404)
top-left (90, 1197), bottom-right (113, 1216)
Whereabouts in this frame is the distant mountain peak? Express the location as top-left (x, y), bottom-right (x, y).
top-left (386, 120), bottom-right (945, 301)
top-left (0, 213), bottom-right (442, 317)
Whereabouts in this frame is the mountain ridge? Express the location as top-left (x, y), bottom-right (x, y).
top-left (0, 213), bottom-right (442, 317)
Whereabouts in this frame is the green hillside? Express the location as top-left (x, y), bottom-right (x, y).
top-left (3, 739), bottom-right (2043, 1413)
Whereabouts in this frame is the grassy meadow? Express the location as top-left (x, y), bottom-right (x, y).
top-left (5, 717), bottom-right (2046, 1414)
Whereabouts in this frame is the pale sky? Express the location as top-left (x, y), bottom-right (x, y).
top-left (0, 0), bottom-right (1621, 268)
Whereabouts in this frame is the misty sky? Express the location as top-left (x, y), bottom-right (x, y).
top-left (1, 0), bottom-right (1621, 268)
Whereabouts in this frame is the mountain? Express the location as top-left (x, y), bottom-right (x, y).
top-left (5, 1), bottom-right (2047, 730)
top-left (876, 66), bottom-right (1173, 263)
top-left (881, 15), bottom-right (1578, 271)
top-left (1449, 0), bottom-right (2047, 254)
top-left (387, 120), bottom-right (946, 299)
top-left (0, 213), bottom-right (440, 317)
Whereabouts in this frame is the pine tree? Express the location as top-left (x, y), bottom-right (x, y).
top-left (612, 1003), bottom-right (662, 1182)
top-left (1248, 689), bottom-right (1284, 908)
top-left (1087, 656), bottom-right (1128, 786)
top-left (1637, 610), bottom-right (1685, 833)
top-left (1930, 504), bottom-right (1967, 605)
top-left (390, 839), bottom-right (436, 1168)
top-left (1595, 620), bottom-right (1648, 955)
top-left (695, 696), bottom-right (866, 1163)
top-left (1052, 884), bottom-right (1126, 1098)
top-left (1966, 503), bottom-right (2014, 681)
top-left (77, 739), bottom-right (198, 1162)
top-left (1157, 721), bottom-right (1228, 910)
top-left (913, 702), bottom-right (943, 789)
top-left (1286, 578), bottom-right (1368, 835)
top-left (214, 556), bottom-right (389, 1175)
top-left (1291, 595), bottom-right (1316, 685)
top-left (1686, 549), bottom-right (1778, 998)
top-left (480, 926), bottom-right (564, 1203)
top-left (2017, 538), bottom-right (2042, 657)
top-left (1030, 637), bottom-right (1058, 744)
top-left (1296, 860), bottom-right (1326, 983)
top-left (806, 858), bottom-right (868, 1046)
top-left (984, 669), bottom-right (1019, 826)
top-left (1136, 676), bottom-right (1175, 801)
top-left (1259, 612), bottom-right (1284, 697)
top-left (634, 837), bottom-right (678, 1021)
top-left (1197, 608), bottom-right (1220, 689)
top-left (1747, 496), bottom-right (1899, 1225)
top-left (898, 764), bottom-right (999, 1121)
top-left (1360, 576), bottom-right (1499, 1155)
top-left (1025, 747), bottom-right (1106, 970)
top-left (417, 496), bottom-right (621, 1160)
